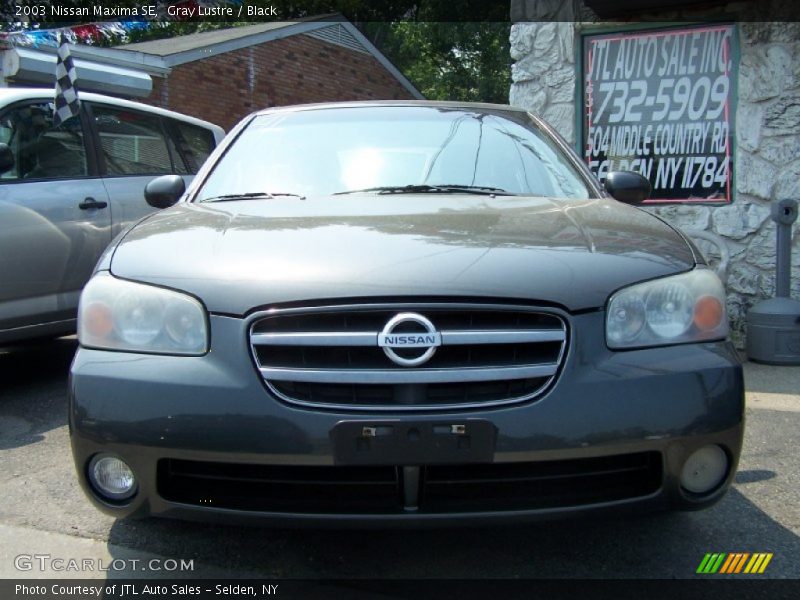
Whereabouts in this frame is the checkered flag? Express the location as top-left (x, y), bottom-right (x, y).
top-left (54, 33), bottom-right (80, 127)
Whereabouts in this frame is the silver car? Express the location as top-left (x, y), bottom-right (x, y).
top-left (0, 88), bottom-right (224, 344)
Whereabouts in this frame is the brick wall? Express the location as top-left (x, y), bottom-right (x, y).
top-left (146, 34), bottom-right (415, 131)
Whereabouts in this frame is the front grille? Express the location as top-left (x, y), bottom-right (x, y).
top-left (421, 452), bottom-right (662, 512)
top-left (157, 453), bottom-right (661, 514)
top-left (158, 460), bottom-right (401, 513)
top-left (249, 304), bottom-right (568, 410)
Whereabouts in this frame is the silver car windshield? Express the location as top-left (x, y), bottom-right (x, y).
top-left (195, 106), bottom-right (594, 201)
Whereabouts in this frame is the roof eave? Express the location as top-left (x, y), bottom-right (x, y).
top-left (12, 42), bottom-right (170, 77)
top-left (154, 15), bottom-right (342, 66)
top-left (131, 17), bottom-right (423, 100)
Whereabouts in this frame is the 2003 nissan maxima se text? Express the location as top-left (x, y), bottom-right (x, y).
top-left (70, 102), bottom-right (743, 525)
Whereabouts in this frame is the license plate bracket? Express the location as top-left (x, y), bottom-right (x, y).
top-left (331, 419), bottom-right (497, 465)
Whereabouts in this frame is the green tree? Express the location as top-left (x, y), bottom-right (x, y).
top-left (366, 21), bottom-right (511, 103)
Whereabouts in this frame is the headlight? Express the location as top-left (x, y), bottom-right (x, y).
top-left (606, 268), bottom-right (728, 349)
top-left (78, 273), bottom-right (208, 355)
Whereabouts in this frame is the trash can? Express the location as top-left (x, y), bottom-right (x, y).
top-left (746, 199), bottom-right (800, 365)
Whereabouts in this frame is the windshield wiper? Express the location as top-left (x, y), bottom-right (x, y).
top-left (202, 192), bottom-right (305, 202)
top-left (333, 184), bottom-right (515, 196)
top-left (436, 184), bottom-right (515, 194)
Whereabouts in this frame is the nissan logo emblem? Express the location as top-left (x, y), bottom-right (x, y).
top-left (377, 313), bottom-right (442, 367)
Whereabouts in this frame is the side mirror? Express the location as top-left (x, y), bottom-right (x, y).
top-left (0, 143), bottom-right (15, 175)
top-left (144, 175), bottom-right (185, 209)
top-left (604, 171), bottom-right (651, 205)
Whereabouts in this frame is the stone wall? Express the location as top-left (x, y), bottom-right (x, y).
top-left (721, 22), bottom-right (800, 344)
top-left (510, 12), bottom-right (800, 347)
top-left (510, 22), bottom-right (578, 144)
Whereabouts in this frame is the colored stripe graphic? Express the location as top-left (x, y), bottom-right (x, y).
top-left (720, 553), bottom-right (750, 574)
top-left (697, 553), bottom-right (726, 574)
top-left (759, 554), bottom-right (773, 573)
top-left (696, 554), bottom-right (713, 573)
top-left (744, 554), bottom-right (760, 573)
top-left (734, 553), bottom-right (750, 573)
top-left (719, 554), bottom-right (735, 573)
top-left (698, 553), bottom-right (773, 574)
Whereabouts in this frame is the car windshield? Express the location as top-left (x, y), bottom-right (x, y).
top-left (195, 106), bottom-right (594, 201)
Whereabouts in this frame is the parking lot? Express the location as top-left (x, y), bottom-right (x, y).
top-left (0, 337), bottom-right (798, 579)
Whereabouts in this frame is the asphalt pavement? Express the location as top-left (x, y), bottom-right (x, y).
top-left (0, 337), bottom-right (798, 580)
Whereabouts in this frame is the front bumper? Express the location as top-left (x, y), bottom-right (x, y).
top-left (69, 311), bottom-right (744, 526)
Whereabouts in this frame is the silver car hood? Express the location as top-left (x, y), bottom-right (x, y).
top-left (108, 195), bottom-right (695, 313)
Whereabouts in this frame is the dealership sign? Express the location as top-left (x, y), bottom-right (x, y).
top-left (583, 25), bottom-right (735, 204)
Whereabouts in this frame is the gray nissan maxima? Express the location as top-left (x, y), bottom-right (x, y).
top-left (69, 102), bottom-right (743, 525)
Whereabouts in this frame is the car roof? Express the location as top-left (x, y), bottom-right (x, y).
top-left (254, 100), bottom-right (530, 117)
top-left (0, 87), bottom-right (225, 139)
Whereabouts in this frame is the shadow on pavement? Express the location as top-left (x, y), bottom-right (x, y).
top-left (0, 336), bottom-right (77, 389)
top-left (0, 336), bottom-right (76, 450)
top-left (735, 469), bottom-right (777, 484)
top-left (2, 339), bottom-right (795, 579)
top-left (105, 486), bottom-right (800, 579)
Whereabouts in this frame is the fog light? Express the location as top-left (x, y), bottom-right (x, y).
top-left (88, 455), bottom-right (137, 501)
top-left (680, 445), bottom-right (728, 494)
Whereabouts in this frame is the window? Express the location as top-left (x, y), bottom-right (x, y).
top-left (170, 121), bottom-right (216, 173)
top-left (197, 107), bottom-right (593, 201)
top-left (92, 105), bottom-right (173, 175)
top-left (0, 102), bottom-right (88, 181)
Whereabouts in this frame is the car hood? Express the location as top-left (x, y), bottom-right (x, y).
top-left (109, 195), bottom-right (695, 313)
